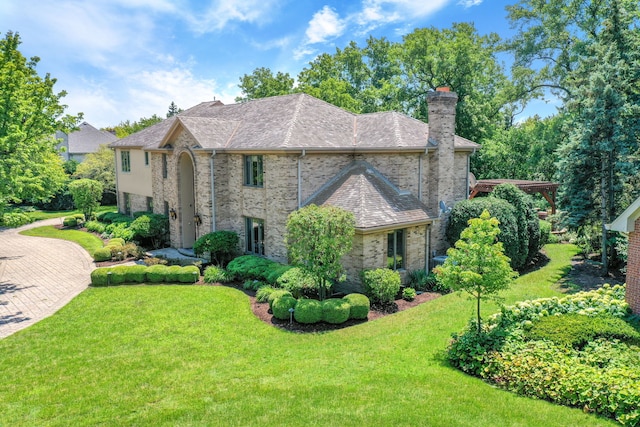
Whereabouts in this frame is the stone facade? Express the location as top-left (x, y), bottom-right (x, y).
top-left (627, 218), bottom-right (640, 313)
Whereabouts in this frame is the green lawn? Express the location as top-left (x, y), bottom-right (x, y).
top-left (0, 244), bottom-right (615, 426)
top-left (20, 225), bottom-right (105, 256)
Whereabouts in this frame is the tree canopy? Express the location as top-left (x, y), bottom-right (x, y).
top-left (73, 144), bottom-right (116, 196)
top-left (0, 31), bottom-right (81, 211)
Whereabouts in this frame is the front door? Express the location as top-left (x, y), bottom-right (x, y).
top-left (179, 153), bottom-right (196, 248)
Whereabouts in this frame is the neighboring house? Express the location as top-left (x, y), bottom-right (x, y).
top-left (111, 90), bottom-right (479, 288)
top-left (57, 122), bottom-right (117, 162)
top-left (608, 197), bottom-right (640, 313)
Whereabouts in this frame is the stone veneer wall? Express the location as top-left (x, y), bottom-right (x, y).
top-left (627, 218), bottom-right (640, 313)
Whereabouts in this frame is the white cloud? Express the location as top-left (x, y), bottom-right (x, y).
top-left (305, 6), bottom-right (346, 44)
top-left (457, 0), bottom-right (483, 8)
top-left (183, 0), bottom-right (283, 33)
top-left (355, 0), bottom-right (450, 28)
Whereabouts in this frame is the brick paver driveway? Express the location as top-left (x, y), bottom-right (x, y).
top-left (0, 219), bottom-right (95, 338)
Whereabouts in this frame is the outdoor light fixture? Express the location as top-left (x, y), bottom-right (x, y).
top-left (193, 271), bottom-right (198, 283)
top-left (288, 307), bottom-right (295, 324)
top-left (169, 208), bottom-right (177, 220)
top-left (194, 214), bottom-right (202, 226)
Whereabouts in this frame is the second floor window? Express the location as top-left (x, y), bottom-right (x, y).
top-left (244, 155), bottom-right (263, 187)
top-left (121, 151), bottom-right (131, 172)
top-left (162, 153), bottom-right (168, 178)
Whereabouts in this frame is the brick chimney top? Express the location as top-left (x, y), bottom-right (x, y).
top-left (436, 87), bottom-right (450, 92)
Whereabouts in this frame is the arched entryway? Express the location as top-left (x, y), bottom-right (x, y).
top-left (179, 152), bottom-right (196, 248)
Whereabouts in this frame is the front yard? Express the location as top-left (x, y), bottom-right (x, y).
top-left (0, 244), bottom-right (616, 426)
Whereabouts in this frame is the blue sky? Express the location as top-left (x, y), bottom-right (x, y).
top-left (1, 0), bottom-right (553, 129)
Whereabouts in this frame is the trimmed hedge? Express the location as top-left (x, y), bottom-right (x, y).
top-left (268, 290), bottom-right (292, 310)
top-left (108, 238), bottom-right (125, 246)
top-left (272, 295), bottom-right (297, 320)
top-left (178, 265), bottom-right (200, 283)
top-left (90, 265), bottom-right (200, 286)
top-left (165, 265), bottom-right (183, 283)
top-left (93, 247), bottom-right (112, 262)
top-left (109, 266), bottom-right (128, 284)
top-left (294, 299), bottom-right (323, 324)
top-left (146, 265), bottom-right (169, 283)
top-left (90, 268), bottom-right (111, 286)
top-left (322, 299), bottom-right (351, 324)
top-left (361, 268), bottom-right (401, 304)
top-left (343, 293), bottom-right (370, 320)
top-left (125, 265), bottom-right (148, 283)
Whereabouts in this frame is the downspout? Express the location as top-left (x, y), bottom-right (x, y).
top-left (425, 225), bottom-right (431, 272)
top-left (467, 148), bottom-right (476, 199)
top-left (298, 149), bottom-right (306, 209)
top-left (210, 151), bottom-right (216, 232)
top-left (113, 148), bottom-right (120, 212)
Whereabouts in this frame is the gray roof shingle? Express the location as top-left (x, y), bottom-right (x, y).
top-left (110, 93), bottom-right (479, 152)
top-left (304, 161), bottom-right (437, 230)
top-left (68, 122), bottom-right (117, 153)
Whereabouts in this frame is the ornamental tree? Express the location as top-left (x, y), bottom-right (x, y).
top-left (68, 179), bottom-right (103, 220)
top-left (435, 210), bottom-right (518, 333)
top-left (285, 204), bottom-right (355, 300)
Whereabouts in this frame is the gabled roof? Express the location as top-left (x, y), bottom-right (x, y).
top-left (304, 161), bottom-right (436, 231)
top-left (608, 196), bottom-right (640, 233)
top-left (67, 122), bottom-right (117, 153)
top-left (110, 93), bottom-right (480, 153)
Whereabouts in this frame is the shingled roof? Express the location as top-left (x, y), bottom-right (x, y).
top-left (304, 161), bottom-right (437, 231)
top-left (68, 122), bottom-right (117, 153)
top-left (110, 93), bottom-right (479, 152)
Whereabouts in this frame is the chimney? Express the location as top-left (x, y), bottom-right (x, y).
top-left (427, 88), bottom-right (458, 210)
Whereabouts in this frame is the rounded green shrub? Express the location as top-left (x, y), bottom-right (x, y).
top-left (63, 217), bottom-right (78, 227)
top-left (294, 299), bottom-right (323, 324)
top-left (322, 298), bottom-right (351, 324)
top-left (125, 265), bottom-right (148, 283)
top-left (108, 238), bottom-right (125, 246)
top-left (343, 293), bottom-right (370, 320)
top-left (276, 267), bottom-right (320, 298)
top-left (361, 268), bottom-right (401, 304)
top-left (204, 266), bottom-right (230, 283)
top-left (402, 288), bottom-right (417, 301)
top-left (93, 247), bottom-right (112, 262)
top-left (268, 289), bottom-right (293, 310)
top-left (90, 268), bottom-right (111, 286)
top-left (109, 266), bottom-right (128, 284)
top-left (539, 220), bottom-right (552, 247)
top-left (193, 230), bottom-right (239, 265)
top-left (165, 265), bottom-right (182, 283)
top-left (264, 264), bottom-right (293, 284)
top-left (272, 295), bottom-right (297, 320)
top-left (256, 285), bottom-right (278, 303)
top-left (446, 197), bottom-right (521, 269)
top-left (227, 255), bottom-right (276, 281)
top-left (147, 264), bottom-right (169, 283)
top-left (178, 265), bottom-right (200, 283)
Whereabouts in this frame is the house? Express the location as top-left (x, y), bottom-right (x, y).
top-left (57, 121), bottom-right (117, 162)
top-left (608, 196), bottom-right (640, 313)
top-left (110, 89), bottom-right (479, 288)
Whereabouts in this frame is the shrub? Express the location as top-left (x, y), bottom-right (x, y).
top-left (322, 299), bottom-right (351, 324)
top-left (165, 265), bottom-right (183, 283)
top-left (0, 211), bottom-right (32, 228)
top-left (268, 290), bottom-right (293, 310)
top-left (143, 257), bottom-right (168, 266)
top-left (264, 264), bottom-right (293, 284)
top-left (85, 220), bottom-right (106, 234)
top-left (361, 268), bottom-right (401, 304)
top-left (105, 222), bottom-right (135, 241)
top-left (407, 269), bottom-right (451, 294)
top-left (108, 238), bottom-right (125, 246)
top-left (178, 265), bottom-right (200, 283)
top-left (100, 212), bottom-right (131, 224)
top-left (203, 266), bottom-right (231, 283)
top-left (538, 220), bottom-right (552, 247)
top-left (193, 230), bottom-right (239, 266)
top-left (63, 217), bottom-right (78, 227)
top-left (294, 299), bottom-right (323, 324)
top-left (256, 285), bottom-right (278, 303)
top-left (92, 247), bottom-right (112, 262)
top-left (276, 267), bottom-right (320, 298)
top-left (227, 255), bottom-right (275, 281)
top-left (125, 265), bottom-right (148, 283)
top-left (526, 313), bottom-right (640, 349)
top-left (343, 293), bottom-right (370, 320)
top-left (109, 266), bottom-right (128, 284)
top-left (402, 287), bottom-right (417, 301)
top-left (446, 198), bottom-right (522, 269)
top-left (130, 214), bottom-right (169, 249)
top-left (272, 295), bottom-right (297, 320)
top-left (90, 268), bottom-right (111, 286)
top-left (243, 279), bottom-right (265, 291)
top-left (95, 210), bottom-right (116, 222)
top-left (146, 265), bottom-right (169, 283)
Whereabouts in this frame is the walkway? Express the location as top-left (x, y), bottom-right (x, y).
top-left (0, 218), bottom-right (95, 339)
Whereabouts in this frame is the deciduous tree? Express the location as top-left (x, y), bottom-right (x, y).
top-left (0, 31), bottom-right (81, 211)
top-left (235, 67), bottom-right (295, 102)
top-left (68, 178), bottom-right (103, 220)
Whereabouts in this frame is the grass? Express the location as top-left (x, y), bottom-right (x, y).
top-left (0, 244), bottom-right (615, 426)
top-left (25, 205), bottom-right (117, 222)
top-left (20, 226), bottom-right (104, 256)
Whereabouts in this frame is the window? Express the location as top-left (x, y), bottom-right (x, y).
top-left (244, 155), bottom-right (264, 187)
top-left (387, 229), bottom-right (405, 270)
top-left (245, 217), bottom-right (265, 255)
top-left (144, 151), bottom-right (149, 166)
top-left (121, 151), bottom-right (131, 172)
top-left (146, 197), bottom-right (153, 212)
top-left (162, 154), bottom-right (168, 178)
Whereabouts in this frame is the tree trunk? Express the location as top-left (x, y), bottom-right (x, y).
top-left (601, 157), bottom-right (609, 274)
top-left (477, 296), bottom-right (482, 334)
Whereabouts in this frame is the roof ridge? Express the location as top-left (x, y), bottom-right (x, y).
top-left (283, 93), bottom-right (305, 146)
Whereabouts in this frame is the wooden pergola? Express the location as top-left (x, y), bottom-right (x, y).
top-left (469, 179), bottom-right (560, 214)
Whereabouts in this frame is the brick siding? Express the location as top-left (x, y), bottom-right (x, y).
top-left (627, 218), bottom-right (640, 313)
